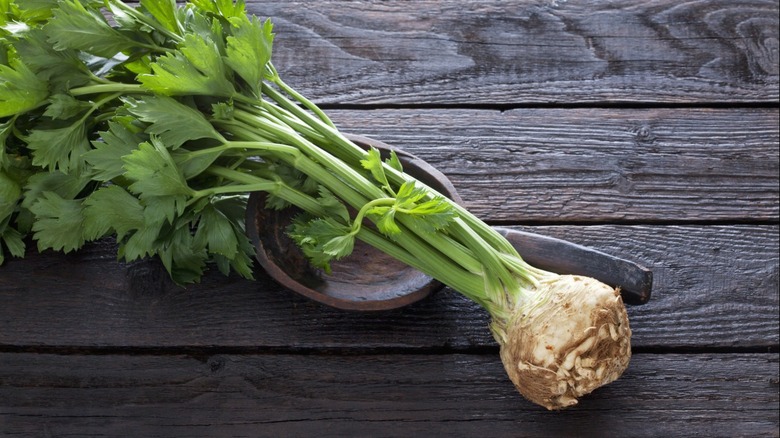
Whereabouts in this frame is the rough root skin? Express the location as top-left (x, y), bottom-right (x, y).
top-left (497, 275), bottom-right (631, 410)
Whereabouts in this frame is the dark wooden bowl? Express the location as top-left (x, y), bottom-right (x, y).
top-left (245, 134), bottom-right (462, 311)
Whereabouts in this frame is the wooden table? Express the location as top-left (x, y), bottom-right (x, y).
top-left (2, 1), bottom-right (778, 436)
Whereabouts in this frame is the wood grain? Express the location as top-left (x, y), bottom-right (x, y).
top-left (327, 107), bottom-right (779, 222)
top-left (1, 352), bottom-right (777, 437)
top-left (1, 225), bottom-right (776, 350)
top-left (247, 0), bottom-right (779, 105)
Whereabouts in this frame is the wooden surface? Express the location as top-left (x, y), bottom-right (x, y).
top-left (1, 1), bottom-right (778, 437)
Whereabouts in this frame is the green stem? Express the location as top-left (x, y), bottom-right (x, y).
top-left (234, 99), bottom-right (327, 144)
top-left (233, 108), bottom-right (386, 200)
top-left (261, 82), bottom-right (527, 276)
top-left (257, 85), bottom-right (523, 287)
top-left (226, 106), bottom-right (501, 300)
top-left (206, 166), bottom-right (326, 215)
top-left (349, 198), bottom-right (395, 234)
top-left (219, 118), bottom-right (487, 300)
top-left (224, 141), bottom-right (300, 157)
top-left (70, 83), bottom-right (146, 97)
top-left (267, 63), bottom-right (336, 128)
top-left (207, 165), bottom-right (483, 297)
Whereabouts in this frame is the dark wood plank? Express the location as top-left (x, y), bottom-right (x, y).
top-left (0, 352), bottom-right (777, 437)
top-left (328, 107), bottom-right (780, 222)
top-left (249, 0), bottom-right (779, 105)
top-left (1, 225), bottom-right (776, 350)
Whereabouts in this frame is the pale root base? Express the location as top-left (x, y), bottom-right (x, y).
top-left (498, 275), bottom-right (631, 410)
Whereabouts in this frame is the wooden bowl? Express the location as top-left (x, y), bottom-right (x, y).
top-left (245, 135), bottom-right (462, 311)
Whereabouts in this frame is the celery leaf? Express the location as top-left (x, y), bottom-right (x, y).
top-left (123, 137), bottom-right (194, 198)
top-left (191, 0), bottom-right (246, 19)
top-left (44, 0), bottom-right (136, 57)
top-left (225, 15), bottom-right (273, 94)
top-left (82, 185), bottom-right (144, 241)
top-left (43, 94), bottom-right (92, 120)
top-left (316, 186), bottom-right (350, 224)
top-left (370, 206), bottom-right (402, 236)
top-left (385, 150), bottom-right (403, 172)
top-left (0, 170), bottom-right (21, 220)
top-left (11, 27), bottom-right (90, 89)
top-left (119, 221), bottom-right (163, 261)
top-left (0, 56), bottom-right (48, 118)
top-left (85, 120), bottom-right (146, 182)
top-left (140, 0), bottom-right (179, 34)
top-left (194, 203), bottom-right (238, 259)
top-left (158, 224), bottom-right (207, 284)
top-left (29, 191), bottom-right (85, 253)
top-left (22, 171), bottom-right (90, 210)
top-left (360, 147), bottom-right (392, 193)
top-left (0, 224), bottom-right (25, 264)
top-left (139, 33), bottom-right (234, 96)
top-left (26, 120), bottom-right (90, 172)
top-left (289, 218), bottom-right (352, 274)
top-left (123, 96), bottom-right (222, 149)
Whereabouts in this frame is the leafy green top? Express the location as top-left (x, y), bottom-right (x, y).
top-left (1, 0), bottom-right (528, 315)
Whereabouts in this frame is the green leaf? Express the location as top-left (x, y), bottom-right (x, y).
top-left (29, 191), bottom-right (85, 253)
top-left (141, 194), bottom-right (188, 226)
top-left (191, 0), bottom-right (246, 19)
top-left (43, 93), bottom-right (92, 120)
top-left (123, 96), bottom-right (221, 149)
top-left (10, 26), bottom-right (91, 89)
top-left (405, 197), bottom-right (455, 232)
top-left (0, 0), bottom-right (17, 26)
top-left (0, 170), bottom-right (21, 220)
top-left (139, 33), bottom-right (234, 96)
top-left (322, 234), bottom-right (354, 259)
top-left (158, 223), bottom-right (207, 284)
top-left (14, 0), bottom-right (58, 23)
top-left (22, 170), bottom-right (91, 210)
top-left (123, 137), bottom-right (194, 198)
top-left (44, 0), bottom-right (136, 57)
top-left (225, 230), bottom-right (255, 279)
top-left (172, 148), bottom-right (222, 179)
top-left (224, 15), bottom-right (273, 94)
top-left (140, 0), bottom-right (180, 34)
top-left (82, 185), bottom-right (144, 241)
top-left (176, 3), bottom-right (214, 41)
top-left (395, 180), bottom-right (427, 206)
top-left (26, 119), bottom-right (91, 172)
top-left (288, 217), bottom-right (352, 274)
top-left (204, 194), bottom-right (254, 278)
top-left (194, 202), bottom-right (238, 259)
top-left (385, 150), bottom-right (403, 172)
top-left (124, 54), bottom-right (153, 75)
top-left (360, 147), bottom-right (391, 192)
top-left (316, 186), bottom-right (349, 223)
top-left (85, 120), bottom-right (146, 181)
top-left (0, 118), bottom-right (12, 168)
top-left (119, 222), bottom-right (162, 261)
top-left (105, 0), bottom-right (146, 31)
top-left (393, 181), bottom-right (455, 231)
top-left (369, 206), bottom-right (402, 236)
top-left (0, 224), bottom-right (25, 264)
top-left (0, 55), bottom-right (48, 118)
top-left (211, 101), bottom-right (234, 120)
